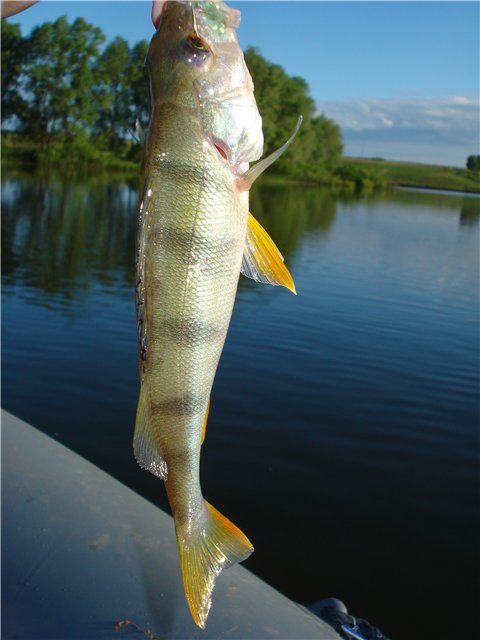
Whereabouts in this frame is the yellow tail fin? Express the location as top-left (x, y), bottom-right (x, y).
top-left (176, 501), bottom-right (253, 628)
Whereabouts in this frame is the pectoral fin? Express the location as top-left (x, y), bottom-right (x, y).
top-left (241, 213), bottom-right (296, 294)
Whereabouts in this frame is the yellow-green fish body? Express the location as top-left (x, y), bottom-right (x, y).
top-left (134, 0), bottom-right (298, 628)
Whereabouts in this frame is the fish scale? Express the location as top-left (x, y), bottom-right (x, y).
top-left (133, 0), bottom-right (299, 628)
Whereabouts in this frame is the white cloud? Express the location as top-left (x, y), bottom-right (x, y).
top-left (316, 95), bottom-right (480, 167)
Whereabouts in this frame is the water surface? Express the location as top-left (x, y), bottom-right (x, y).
top-left (2, 173), bottom-right (479, 639)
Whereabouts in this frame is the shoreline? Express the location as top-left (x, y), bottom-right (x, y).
top-left (341, 157), bottom-right (480, 194)
top-left (2, 135), bottom-right (479, 195)
top-left (395, 183), bottom-right (480, 197)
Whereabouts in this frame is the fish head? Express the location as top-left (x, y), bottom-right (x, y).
top-left (147, 0), bottom-right (264, 169)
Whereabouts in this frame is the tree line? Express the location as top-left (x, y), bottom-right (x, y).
top-left (2, 16), bottom-right (352, 183)
top-left (2, 17), bottom-right (149, 166)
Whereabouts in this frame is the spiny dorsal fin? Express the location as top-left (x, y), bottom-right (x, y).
top-left (241, 212), bottom-right (296, 294)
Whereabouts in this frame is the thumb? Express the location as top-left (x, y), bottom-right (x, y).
top-left (2, 0), bottom-right (38, 19)
top-left (151, 0), bottom-right (167, 29)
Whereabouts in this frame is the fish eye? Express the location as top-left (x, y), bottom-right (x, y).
top-left (184, 33), bottom-right (211, 66)
top-left (187, 33), bottom-right (208, 52)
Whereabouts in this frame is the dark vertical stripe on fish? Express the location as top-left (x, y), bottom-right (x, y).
top-left (151, 393), bottom-right (209, 417)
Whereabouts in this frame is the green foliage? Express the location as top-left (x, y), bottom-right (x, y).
top-left (343, 158), bottom-right (480, 194)
top-left (1, 21), bottom-right (28, 125)
top-left (244, 48), bottom-right (343, 180)
top-left (334, 161), bottom-right (388, 192)
top-left (90, 36), bottom-right (149, 160)
top-left (466, 155), bottom-right (480, 172)
top-left (16, 15), bottom-right (105, 167)
top-left (1, 15), bottom-right (148, 168)
top-left (129, 40), bottom-right (150, 131)
top-left (2, 19), bottom-right (381, 190)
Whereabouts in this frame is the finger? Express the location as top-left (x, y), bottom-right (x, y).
top-left (151, 0), bottom-right (167, 29)
top-left (1, 0), bottom-right (38, 19)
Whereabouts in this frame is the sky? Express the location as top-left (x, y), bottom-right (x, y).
top-left (8, 1), bottom-right (480, 167)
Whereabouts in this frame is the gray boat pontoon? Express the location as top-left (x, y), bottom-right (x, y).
top-left (2, 410), bottom-right (341, 639)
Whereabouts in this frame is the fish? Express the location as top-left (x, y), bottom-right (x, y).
top-left (133, 0), bottom-right (301, 628)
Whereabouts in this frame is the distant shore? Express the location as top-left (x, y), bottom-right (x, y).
top-left (2, 133), bottom-right (479, 194)
top-left (342, 157), bottom-right (480, 194)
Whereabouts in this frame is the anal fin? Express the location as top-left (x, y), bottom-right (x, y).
top-left (133, 386), bottom-right (167, 479)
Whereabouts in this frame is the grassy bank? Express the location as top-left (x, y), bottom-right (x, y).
top-left (1, 132), bottom-right (139, 175)
top-left (2, 133), bottom-right (479, 194)
top-left (343, 157), bottom-right (480, 193)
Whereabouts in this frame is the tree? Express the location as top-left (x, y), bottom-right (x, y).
top-left (310, 114), bottom-right (343, 170)
top-left (2, 19), bottom-right (345, 178)
top-left (92, 37), bottom-right (149, 155)
top-left (21, 16), bottom-right (104, 156)
top-left (1, 21), bottom-right (27, 127)
top-left (1, 16), bottom-right (148, 165)
top-left (466, 155), bottom-right (480, 172)
top-left (93, 36), bottom-right (132, 150)
top-left (244, 47), bottom-right (343, 179)
top-left (94, 38), bottom-right (150, 150)
top-left (128, 40), bottom-right (150, 131)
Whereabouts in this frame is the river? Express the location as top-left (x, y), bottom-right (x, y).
top-left (2, 172), bottom-right (479, 639)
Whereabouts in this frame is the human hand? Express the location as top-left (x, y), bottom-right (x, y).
top-left (1, 0), bottom-right (38, 19)
top-left (2, 0), bottom-right (166, 28)
top-left (152, 0), bottom-right (167, 29)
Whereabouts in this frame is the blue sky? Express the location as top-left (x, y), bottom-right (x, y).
top-left (10, 1), bottom-right (480, 167)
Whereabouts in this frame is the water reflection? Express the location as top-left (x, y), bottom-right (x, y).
top-left (3, 172), bottom-right (478, 307)
top-left (460, 196), bottom-right (480, 226)
top-left (2, 174), bottom-right (138, 298)
top-left (388, 186), bottom-right (480, 224)
top-left (250, 183), bottom-right (337, 252)
top-left (2, 173), bottom-right (340, 303)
